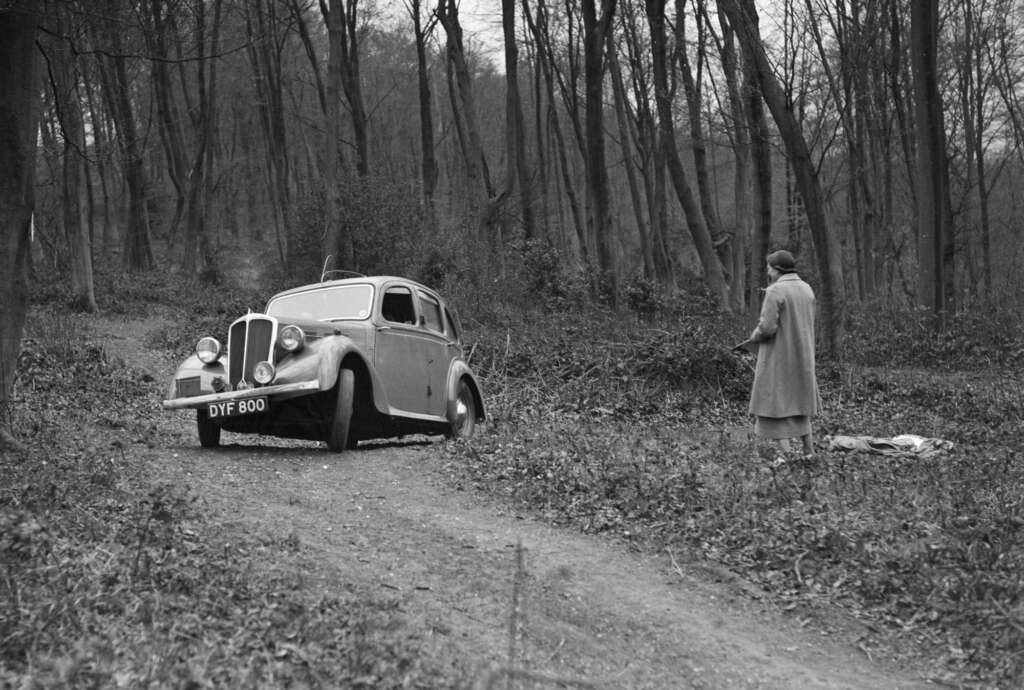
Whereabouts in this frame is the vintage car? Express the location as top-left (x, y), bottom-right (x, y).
top-left (162, 273), bottom-right (485, 451)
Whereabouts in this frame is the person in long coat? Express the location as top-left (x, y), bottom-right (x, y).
top-left (740, 250), bottom-right (819, 456)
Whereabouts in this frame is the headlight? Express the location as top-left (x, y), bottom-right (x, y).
top-left (279, 325), bottom-right (305, 352)
top-left (253, 361), bottom-right (276, 384)
top-left (196, 337), bottom-right (222, 364)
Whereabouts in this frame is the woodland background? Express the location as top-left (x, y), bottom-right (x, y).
top-left (5, 0), bottom-right (1024, 382)
top-left (3, 0), bottom-right (1024, 687)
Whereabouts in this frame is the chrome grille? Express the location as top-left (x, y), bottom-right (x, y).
top-left (227, 315), bottom-right (277, 388)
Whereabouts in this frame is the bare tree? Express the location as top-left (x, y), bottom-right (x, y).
top-left (911, 0), bottom-right (953, 327)
top-left (676, 0), bottom-right (730, 273)
top-left (182, 0), bottom-right (223, 282)
top-left (618, 0), bottom-right (673, 283)
top-left (0, 3), bottom-right (39, 449)
top-left (322, 0), bottom-right (353, 268)
top-left (582, 0), bottom-right (618, 302)
top-left (436, 0), bottom-right (504, 259)
top-left (720, 0), bottom-right (845, 352)
top-left (523, 0), bottom-right (586, 262)
top-left (44, 3), bottom-right (97, 311)
top-left (503, 0), bottom-right (537, 240)
top-left (607, 28), bottom-right (653, 278)
top-left (713, 1), bottom-right (752, 311)
top-left (338, 0), bottom-right (369, 176)
top-left (406, 0), bottom-right (439, 202)
top-left (646, 0), bottom-right (730, 310)
top-left (95, 0), bottom-right (155, 272)
top-left (244, 0), bottom-right (292, 272)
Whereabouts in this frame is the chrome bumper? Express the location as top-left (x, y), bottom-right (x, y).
top-left (162, 380), bottom-right (321, 410)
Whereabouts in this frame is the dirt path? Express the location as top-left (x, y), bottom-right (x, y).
top-left (145, 438), bottom-right (933, 689)
top-left (119, 315), bottom-right (934, 689)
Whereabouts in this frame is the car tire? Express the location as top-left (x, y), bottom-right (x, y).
top-left (326, 368), bottom-right (355, 452)
top-left (447, 379), bottom-right (477, 439)
top-left (197, 409), bottom-right (221, 448)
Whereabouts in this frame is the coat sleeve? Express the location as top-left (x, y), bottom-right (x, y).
top-left (749, 288), bottom-right (784, 342)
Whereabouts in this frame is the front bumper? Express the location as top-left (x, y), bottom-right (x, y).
top-left (162, 380), bottom-right (321, 410)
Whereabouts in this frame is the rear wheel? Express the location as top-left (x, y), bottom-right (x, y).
top-left (447, 379), bottom-right (477, 439)
top-left (326, 368), bottom-right (355, 452)
top-left (197, 409), bottom-right (221, 448)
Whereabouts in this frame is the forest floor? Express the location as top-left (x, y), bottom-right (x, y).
top-left (100, 311), bottom-right (939, 689)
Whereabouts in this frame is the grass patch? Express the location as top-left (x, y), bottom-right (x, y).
top-left (446, 304), bottom-right (1024, 687)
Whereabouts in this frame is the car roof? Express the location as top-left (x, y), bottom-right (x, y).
top-left (268, 275), bottom-right (438, 302)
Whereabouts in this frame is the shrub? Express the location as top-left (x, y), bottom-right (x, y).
top-left (842, 298), bottom-right (1024, 368)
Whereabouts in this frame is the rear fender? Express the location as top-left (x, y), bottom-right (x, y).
top-left (445, 361), bottom-right (485, 422)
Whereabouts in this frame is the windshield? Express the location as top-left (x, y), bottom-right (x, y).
top-left (266, 284), bottom-right (374, 321)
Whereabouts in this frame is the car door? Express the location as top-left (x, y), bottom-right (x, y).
top-left (416, 289), bottom-right (453, 418)
top-left (374, 283), bottom-right (436, 416)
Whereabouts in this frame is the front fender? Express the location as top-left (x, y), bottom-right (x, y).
top-left (165, 353), bottom-right (228, 400)
top-left (302, 335), bottom-right (391, 415)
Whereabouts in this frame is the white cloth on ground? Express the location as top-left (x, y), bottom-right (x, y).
top-left (825, 434), bottom-right (954, 457)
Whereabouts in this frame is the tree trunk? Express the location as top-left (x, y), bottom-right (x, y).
top-left (341, 0), bottom-right (368, 177)
top-left (746, 57), bottom-right (772, 319)
top-left (646, 0), bottom-right (729, 310)
top-left (245, 0), bottom-right (291, 273)
top-left (720, 0), bottom-right (845, 352)
top-left (97, 0), bottom-right (154, 272)
top-left (82, 73), bottom-right (114, 257)
top-left (408, 0), bottom-right (438, 202)
top-left (437, 0), bottom-right (500, 259)
top-left (290, 0), bottom-right (327, 116)
top-left (618, 1), bottom-right (672, 284)
top-left (607, 29), bottom-right (652, 278)
top-left (523, 0), bottom-right (585, 263)
top-left (717, 3), bottom-right (750, 312)
top-left (503, 0), bottom-right (537, 241)
top-left (181, 0), bottom-right (223, 283)
top-left (145, 0), bottom-right (189, 245)
top-left (321, 0), bottom-right (353, 268)
top-left (0, 4), bottom-right (39, 447)
top-left (582, 0), bottom-right (618, 304)
top-left (676, 0), bottom-right (729, 271)
top-left (49, 11), bottom-right (97, 312)
top-left (911, 0), bottom-right (951, 327)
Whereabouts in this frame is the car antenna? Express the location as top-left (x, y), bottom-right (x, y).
top-left (320, 255), bottom-right (334, 283)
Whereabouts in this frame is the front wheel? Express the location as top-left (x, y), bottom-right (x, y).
top-left (326, 368), bottom-right (354, 452)
top-left (447, 379), bottom-right (477, 439)
top-left (197, 408), bottom-right (221, 448)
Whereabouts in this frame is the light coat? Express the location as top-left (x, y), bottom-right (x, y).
top-left (748, 273), bottom-right (819, 418)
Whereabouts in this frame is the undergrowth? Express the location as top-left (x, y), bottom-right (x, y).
top-left (444, 293), bottom-right (1024, 687)
top-left (10, 256), bottom-right (1024, 687)
top-left (2, 274), bottom-right (463, 688)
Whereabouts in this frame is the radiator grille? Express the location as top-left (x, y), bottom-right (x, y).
top-left (228, 315), bottom-right (277, 388)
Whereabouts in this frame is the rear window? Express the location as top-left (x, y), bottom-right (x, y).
top-left (418, 291), bottom-right (444, 333)
top-left (266, 284), bottom-right (374, 321)
top-left (444, 307), bottom-right (461, 341)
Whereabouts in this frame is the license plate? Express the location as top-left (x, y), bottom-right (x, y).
top-left (208, 397), bottom-right (268, 418)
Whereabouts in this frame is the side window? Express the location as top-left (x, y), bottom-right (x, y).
top-left (418, 291), bottom-right (444, 333)
top-left (381, 286), bottom-right (416, 324)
